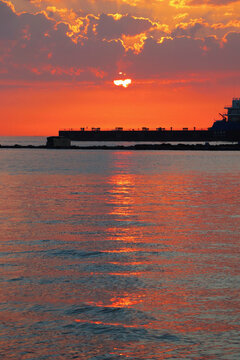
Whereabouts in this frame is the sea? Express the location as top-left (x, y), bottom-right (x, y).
top-left (0, 137), bottom-right (239, 360)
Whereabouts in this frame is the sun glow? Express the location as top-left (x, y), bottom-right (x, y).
top-left (113, 79), bottom-right (132, 88)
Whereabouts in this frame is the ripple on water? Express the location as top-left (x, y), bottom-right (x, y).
top-left (0, 150), bottom-right (239, 359)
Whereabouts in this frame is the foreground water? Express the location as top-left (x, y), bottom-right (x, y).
top-left (0, 148), bottom-right (239, 359)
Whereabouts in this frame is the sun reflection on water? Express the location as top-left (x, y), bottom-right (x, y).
top-left (0, 150), bottom-right (239, 359)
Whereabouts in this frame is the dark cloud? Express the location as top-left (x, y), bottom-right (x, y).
top-left (171, 18), bottom-right (240, 41)
top-left (172, 21), bottom-right (207, 38)
top-left (221, 32), bottom-right (240, 70)
top-left (96, 14), bottom-right (155, 39)
top-left (0, 1), bottom-right (124, 81)
top-left (0, 1), bottom-right (20, 39)
top-left (125, 33), bottom-right (240, 77)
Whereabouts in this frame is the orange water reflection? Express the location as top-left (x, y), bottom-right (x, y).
top-left (0, 151), bottom-right (239, 359)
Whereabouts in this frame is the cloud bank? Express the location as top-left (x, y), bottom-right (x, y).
top-left (0, 0), bottom-right (240, 84)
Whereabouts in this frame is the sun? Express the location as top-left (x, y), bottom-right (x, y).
top-left (113, 79), bottom-right (132, 88)
top-left (113, 71), bottom-right (132, 88)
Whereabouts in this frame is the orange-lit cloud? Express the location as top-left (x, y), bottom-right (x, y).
top-left (1, 0), bottom-right (240, 83)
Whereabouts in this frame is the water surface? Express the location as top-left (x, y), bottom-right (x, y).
top-left (0, 149), bottom-right (239, 359)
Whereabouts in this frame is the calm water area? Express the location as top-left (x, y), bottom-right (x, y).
top-left (0, 137), bottom-right (239, 359)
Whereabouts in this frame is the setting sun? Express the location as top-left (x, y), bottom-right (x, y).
top-left (113, 79), bottom-right (132, 88)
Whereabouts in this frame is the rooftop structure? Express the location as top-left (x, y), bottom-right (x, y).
top-left (224, 98), bottom-right (240, 123)
top-left (211, 97), bottom-right (240, 132)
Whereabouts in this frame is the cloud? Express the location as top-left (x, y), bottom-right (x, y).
top-left (96, 13), bottom-right (156, 39)
top-left (172, 18), bottom-right (240, 40)
top-left (125, 32), bottom-right (240, 77)
top-left (17, 0), bottom-right (154, 17)
top-left (0, 0), bottom-right (240, 85)
top-left (0, 1), bottom-right (20, 39)
top-left (0, 1), bottom-right (125, 81)
top-left (188, 0), bottom-right (240, 5)
top-left (172, 18), bottom-right (209, 37)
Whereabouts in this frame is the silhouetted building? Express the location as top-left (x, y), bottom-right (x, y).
top-left (211, 98), bottom-right (240, 131)
top-left (46, 136), bottom-right (71, 148)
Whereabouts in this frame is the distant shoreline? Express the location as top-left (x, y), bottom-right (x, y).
top-left (1, 143), bottom-right (240, 151)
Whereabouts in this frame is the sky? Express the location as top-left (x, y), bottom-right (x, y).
top-left (0, 0), bottom-right (240, 135)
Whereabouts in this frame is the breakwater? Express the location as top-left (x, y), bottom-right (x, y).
top-left (59, 128), bottom-right (240, 142)
top-left (1, 143), bottom-right (240, 150)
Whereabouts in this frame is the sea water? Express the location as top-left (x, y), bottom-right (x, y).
top-left (0, 146), bottom-right (239, 359)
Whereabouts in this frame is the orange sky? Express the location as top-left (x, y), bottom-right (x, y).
top-left (0, 0), bottom-right (239, 135)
